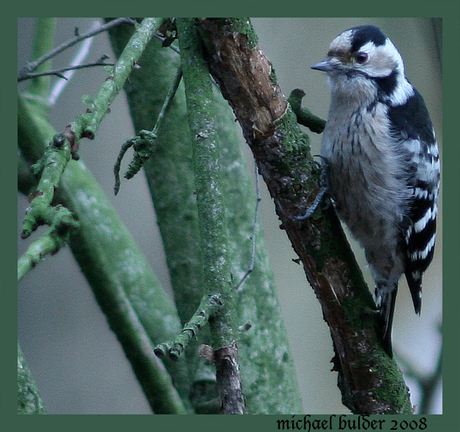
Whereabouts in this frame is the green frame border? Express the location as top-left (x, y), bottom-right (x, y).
top-left (4, 1), bottom-right (460, 432)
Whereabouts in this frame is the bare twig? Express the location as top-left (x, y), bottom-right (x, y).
top-left (236, 164), bottom-right (261, 290)
top-left (18, 17), bottom-right (134, 81)
top-left (21, 57), bottom-right (113, 82)
top-left (48, 21), bottom-right (100, 105)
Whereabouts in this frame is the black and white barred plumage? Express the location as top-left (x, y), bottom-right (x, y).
top-left (312, 25), bottom-right (440, 356)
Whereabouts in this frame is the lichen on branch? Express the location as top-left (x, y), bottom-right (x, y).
top-left (19, 18), bottom-right (161, 280)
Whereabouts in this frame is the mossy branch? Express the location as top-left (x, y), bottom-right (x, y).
top-left (106, 20), bottom-right (302, 413)
top-left (18, 224), bottom-right (73, 282)
top-left (153, 18), bottom-right (246, 415)
top-left (288, 88), bottom-right (326, 134)
top-left (155, 294), bottom-right (223, 360)
top-left (114, 66), bottom-right (182, 195)
top-left (18, 92), bottom-right (191, 414)
top-left (21, 134), bottom-right (78, 240)
top-left (65, 18), bottom-right (160, 159)
top-left (17, 343), bottom-right (47, 414)
top-left (19, 18), bottom-right (161, 279)
top-left (198, 17), bottom-right (412, 415)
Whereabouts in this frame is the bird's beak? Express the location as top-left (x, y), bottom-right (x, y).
top-left (311, 60), bottom-right (334, 72)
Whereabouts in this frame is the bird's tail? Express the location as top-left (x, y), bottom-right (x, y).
top-left (405, 269), bottom-right (422, 315)
top-left (375, 284), bottom-right (398, 357)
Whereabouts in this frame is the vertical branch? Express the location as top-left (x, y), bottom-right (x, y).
top-left (26, 18), bottom-right (56, 102)
top-left (106, 20), bottom-right (217, 412)
top-left (107, 20), bottom-right (302, 414)
top-left (176, 18), bottom-right (246, 414)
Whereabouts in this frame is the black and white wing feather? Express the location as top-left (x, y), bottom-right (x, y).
top-left (388, 88), bottom-right (440, 314)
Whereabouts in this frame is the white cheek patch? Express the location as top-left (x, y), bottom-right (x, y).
top-left (366, 44), bottom-right (399, 77)
top-left (355, 39), bottom-right (399, 76)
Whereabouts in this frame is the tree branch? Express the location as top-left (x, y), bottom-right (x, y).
top-left (21, 56), bottom-right (114, 82)
top-left (17, 343), bottom-right (47, 414)
top-left (18, 224), bottom-right (73, 282)
top-left (64, 18), bottom-right (159, 159)
top-left (20, 18), bottom-right (161, 248)
top-left (18, 93), bottom-right (191, 414)
top-left (154, 294), bottom-right (223, 360)
top-left (288, 88), bottom-right (326, 134)
top-left (114, 66), bottom-right (182, 195)
top-left (18, 18), bottom-right (134, 81)
top-left (106, 18), bottom-right (303, 414)
top-left (173, 17), bottom-right (246, 414)
top-left (198, 17), bottom-right (412, 415)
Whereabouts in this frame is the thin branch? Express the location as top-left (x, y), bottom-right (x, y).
top-left (18, 17), bottom-right (134, 81)
top-left (19, 133), bottom-right (79, 277)
top-left (154, 294), bottom-right (223, 360)
top-left (67, 18), bottom-right (159, 155)
top-left (20, 134), bottom-right (78, 240)
top-left (236, 165), bottom-right (261, 290)
top-left (288, 88), bottom-right (326, 133)
top-left (20, 57), bottom-right (114, 82)
top-left (18, 225), bottom-right (74, 282)
top-left (114, 66), bottom-right (183, 194)
top-left (48, 20), bottom-right (100, 105)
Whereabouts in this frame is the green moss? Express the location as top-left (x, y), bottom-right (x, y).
top-left (371, 353), bottom-right (413, 414)
top-left (274, 106), bottom-right (311, 156)
top-left (217, 18), bottom-right (259, 48)
top-left (17, 344), bottom-right (47, 414)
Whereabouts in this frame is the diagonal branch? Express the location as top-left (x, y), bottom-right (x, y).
top-left (198, 17), bottom-right (412, 415)
top-left (22, 56), bottom-right (114, 82)
top-left (19, 18), bottom-right (161, 248)
top-left (18, 93), bottom-right (190, 414)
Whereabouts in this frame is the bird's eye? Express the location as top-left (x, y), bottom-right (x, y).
top-left (355, 51), bottom-right (368, 64)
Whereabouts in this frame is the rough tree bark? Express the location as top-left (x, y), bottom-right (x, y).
top-left (198, 17), bottom-right (412, 415)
